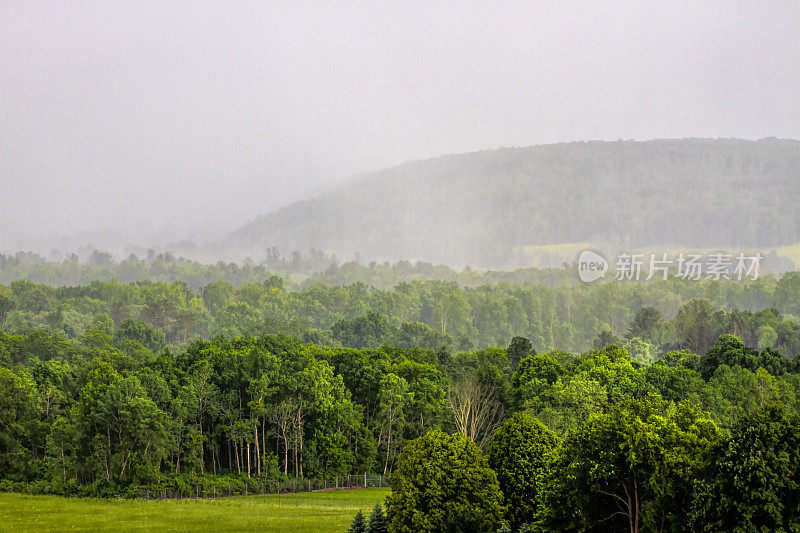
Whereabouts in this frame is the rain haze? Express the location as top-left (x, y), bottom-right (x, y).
top-left (5, 6), bottom-right (800, 521)
top-left (1, 1), bottom-right (799, 258)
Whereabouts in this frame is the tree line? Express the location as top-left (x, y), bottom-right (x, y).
top-left (0, 249), bottom-right (574, 289)
top-left (2, 271), bottom-right (800, 357)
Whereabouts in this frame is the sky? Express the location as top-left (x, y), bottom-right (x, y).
top-left (1, 1), bottom-right (799, 254)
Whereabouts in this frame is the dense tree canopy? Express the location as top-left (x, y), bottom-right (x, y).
top-left (2, 264), bottom-right (800, 532)
top-left (539, 398), bottom-right (720, 532)
top-left (1, 271), bottom-right (800, 359)
top-left (690, 404), bottom-right (800, 532)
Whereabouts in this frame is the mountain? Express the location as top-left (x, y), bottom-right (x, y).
top-left (216, 138), bottom-right (800, 268)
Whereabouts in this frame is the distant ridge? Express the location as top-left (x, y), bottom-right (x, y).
top-left (215, 138), bottom-right (800, 268)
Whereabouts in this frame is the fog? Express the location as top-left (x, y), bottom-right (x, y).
top-left (2, 1), bottom-right (799, 256)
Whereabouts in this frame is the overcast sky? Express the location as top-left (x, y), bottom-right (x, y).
top-left (2, 1), bottom-right (799, 253)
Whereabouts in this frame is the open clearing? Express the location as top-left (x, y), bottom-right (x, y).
top-left (0, 488), bottom-right (389, 532)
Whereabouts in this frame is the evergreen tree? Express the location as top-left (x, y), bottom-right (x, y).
top-left (349, 510), bottom-right (367, 533)
top-left (367, 503), bottom-right (388, 533)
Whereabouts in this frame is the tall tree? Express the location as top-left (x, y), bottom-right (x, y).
top-left (507, 336), bottom-right (534, 370)
top-left (386, 430), bottom-right (504, 533)
top-left (377, 373), bottom-right (411, 475)
top-left (626, 306), bottom-right (664, 344)
top-left (486, 412), bottom-right (557, 529)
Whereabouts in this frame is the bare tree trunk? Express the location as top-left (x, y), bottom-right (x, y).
top-left (254, 427), bottom-right (261, 476)
top-left (199, 417), bottom-right (204, 474)
top-left (284, 435), bottom-right (289, 475)
top-left (106, 426), bottom-right (112, 481)
top-left (299, 435), bottom-right (303, 478)
top-left (291, 404), bottom-right (306, 478)
top-left (235, 440), bottom-right (241, 474)
top-left (272, 402), bottom-right (294, 476)
top-left (383, 426), bottom-right (392, 475)
top-left (624, 482), bottom-right (634, 533)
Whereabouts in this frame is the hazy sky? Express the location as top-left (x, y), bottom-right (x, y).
top-left (2, 1), bottom-right (799, 252)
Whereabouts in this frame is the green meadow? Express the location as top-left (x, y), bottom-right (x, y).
top-left (0, 488), bottom-right (389, 532)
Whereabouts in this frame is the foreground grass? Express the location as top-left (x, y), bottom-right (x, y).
top-left (0, 488), bottom-right (389, 532)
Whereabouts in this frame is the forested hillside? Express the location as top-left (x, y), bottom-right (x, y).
top-left (219, 138), bottom-right (800, 267)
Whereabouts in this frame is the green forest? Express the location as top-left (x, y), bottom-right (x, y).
top-left (1, 263), bottom-right (800, 531)
top-left (2, 255), bottom-right (800, 355)
top-left (5, 2), bottom-right (799, 531)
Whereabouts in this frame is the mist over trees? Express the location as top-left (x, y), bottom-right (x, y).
top-left (3, 219), bottom-right (800, 532)
top-left (4, 0), bottom-right (800, 529)
top-left (2, 270), bottom-right (800, 357)
top-left (218, 138), bottom-right (800, 267)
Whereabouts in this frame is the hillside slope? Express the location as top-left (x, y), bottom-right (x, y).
top-left (217, 138), bottom-right (800, 267)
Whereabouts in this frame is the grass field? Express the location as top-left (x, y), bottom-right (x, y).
top-left (0, 488), bottom-right (389, 532)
